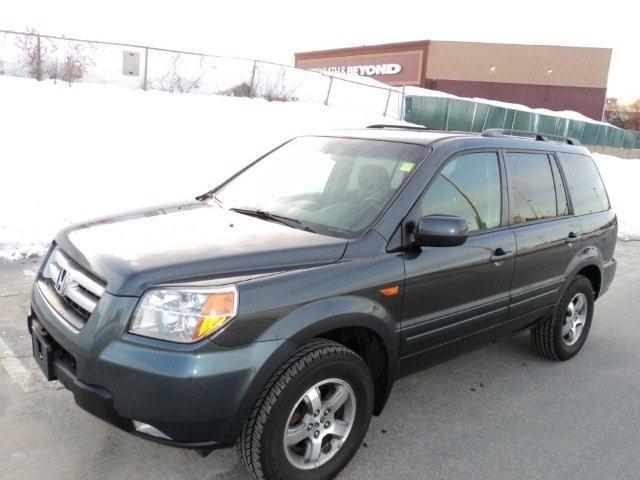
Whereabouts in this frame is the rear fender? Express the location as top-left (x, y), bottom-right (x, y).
top-left (558, 245), bottom-right (604, 302)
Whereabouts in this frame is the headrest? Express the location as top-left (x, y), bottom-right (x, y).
top-left (358, 165), bottom-right (390, 191)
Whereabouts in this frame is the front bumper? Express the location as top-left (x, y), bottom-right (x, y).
top-left (29, 281), bottom-right (296, 449)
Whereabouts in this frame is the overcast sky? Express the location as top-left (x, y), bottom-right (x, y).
top-left (2, 0), bottom-right (637, 102)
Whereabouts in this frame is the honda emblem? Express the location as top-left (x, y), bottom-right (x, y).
top-left (54, 268), bottom-right (70, 296)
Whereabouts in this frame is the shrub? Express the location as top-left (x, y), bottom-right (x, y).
top-left (59, 43), bottom-right (94, 85)
top-left (219, 66), bottom-right (298, 102)
top-left (154, 55), bottom-right (204, 94)
top-left (256, 68), bottom-right (298, 102)
top-left (219, 81), bottom-right (255, 98)
top-left (46, 58), bottom-right (61, 83)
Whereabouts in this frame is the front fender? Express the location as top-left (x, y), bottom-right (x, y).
top-left (281, 296), bottom-right (401, 416)
top-left (245, 295), bottom-right (401, 419)
top-left (264, 295), bottom-right (398, 352)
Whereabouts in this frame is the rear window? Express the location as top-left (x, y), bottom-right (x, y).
top-left (559, 153), bottom-right (610, 215)
top-left (505, 152), bottom-right (558, 223)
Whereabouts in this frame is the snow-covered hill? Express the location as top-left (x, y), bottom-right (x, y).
top-left (0, 76), bottom-right (637, 260)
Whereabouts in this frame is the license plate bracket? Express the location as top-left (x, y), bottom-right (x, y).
top-left (31, 326), bottom-right (55, 381)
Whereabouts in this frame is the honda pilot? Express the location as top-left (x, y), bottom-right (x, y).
top-left (28, 126), bottom-right (617, 480)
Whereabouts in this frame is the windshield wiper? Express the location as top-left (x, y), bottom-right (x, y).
top-left (229, 208), bottom-right (316, 233)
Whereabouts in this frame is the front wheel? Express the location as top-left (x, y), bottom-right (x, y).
top-left (237, 340), bottom-right (374, 480)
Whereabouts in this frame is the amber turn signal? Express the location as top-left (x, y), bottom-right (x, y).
top-left (378, 285), bottom-right (400, 297)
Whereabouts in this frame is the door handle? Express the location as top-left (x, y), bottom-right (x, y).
top-left (565, 232), bottom-right (582, 244)
top-left (490, 247), bottom-right (514, 263)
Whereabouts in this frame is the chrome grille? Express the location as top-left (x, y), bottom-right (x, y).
top-left (41, 248), bottom-right (106, 323)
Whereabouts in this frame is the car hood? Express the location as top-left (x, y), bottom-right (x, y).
top-left (54, 202), bottom-right (348, 296)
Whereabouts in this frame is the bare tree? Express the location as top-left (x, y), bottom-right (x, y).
top-left (14, 28), bottom-right (54, 80)
top-left (605, 98), bottom-right (627, 129)
top-left (625, 100), bottom-right (640, 132)
top-left (154, 55), bottom-right (205, 93)
top-left (606, 98), bottom-right (640, 132)
top-left (255, 68), bottom-right (298, 102)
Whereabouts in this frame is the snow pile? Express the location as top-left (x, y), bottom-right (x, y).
top-left (0, 75), bottom-right (404, 260)
top-left (593, 153), bottom-right (640, 241)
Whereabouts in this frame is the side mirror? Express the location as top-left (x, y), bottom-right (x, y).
top-left (414, 215), bottom-right (468, 247)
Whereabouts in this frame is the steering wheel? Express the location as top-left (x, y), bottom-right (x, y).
top-left (360, 196), bottom-right (385, 209)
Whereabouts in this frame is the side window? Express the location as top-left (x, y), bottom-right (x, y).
top-left (505, 152), bottom-right (557, 223)
top-left (550, 157), bottom-right (569, 216)
top-left (421, 152), bottom-right (501, 232)
top-left (559, 153), bottom-right (610, 215)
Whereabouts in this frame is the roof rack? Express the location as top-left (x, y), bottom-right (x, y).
top-left (482, 128), bottom-right (580, 146)
top-left (366, 124), bottom-right (434, 131)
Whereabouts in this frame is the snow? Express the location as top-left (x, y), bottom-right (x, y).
top-left (0, 75), bottom-right (637, 261)
top-left (593, 153), bottom-right (640, 241)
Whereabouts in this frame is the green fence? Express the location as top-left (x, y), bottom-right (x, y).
top-left (405, 96), bottom-right (640, 149)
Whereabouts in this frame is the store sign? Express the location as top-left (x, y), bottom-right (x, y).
top-left (311, 63), bottom-right (402, 76)
top-left (296, 50), bottom-right (424, 85)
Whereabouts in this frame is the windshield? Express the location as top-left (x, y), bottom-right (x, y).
top-left (214, 136), bottom-right (429, 237)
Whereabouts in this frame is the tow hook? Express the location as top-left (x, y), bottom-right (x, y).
top-left (195, 448), bottom-right (213, 458)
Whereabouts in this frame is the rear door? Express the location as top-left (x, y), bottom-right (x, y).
top-left (400, 150), bottom-right (516, 370)
top-left (557, 152), bottom-right (617, 292)
top-left (500, 150), bottom-right (582, 336)
top-left (557, 152), bottom-right (616, 254)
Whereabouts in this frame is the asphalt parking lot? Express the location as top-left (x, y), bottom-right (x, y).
top-left (1, 242), bottom-right (639, 480)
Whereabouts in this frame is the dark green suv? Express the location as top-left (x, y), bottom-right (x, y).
top-left (29, 126), bottom-right (617, 479)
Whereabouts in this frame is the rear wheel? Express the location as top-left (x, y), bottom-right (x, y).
top-left (237, 339), bottom-right (374, 480)
top-left (531, 276), bottom-right (594, 360)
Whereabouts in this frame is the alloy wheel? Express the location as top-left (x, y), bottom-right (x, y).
top-left (283, 378), bottom-right (356, 470)
top-left (562, 292), bottom-right (588, 346)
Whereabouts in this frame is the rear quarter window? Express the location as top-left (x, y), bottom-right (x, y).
top-left (558, 153), bottom-right (610, 215)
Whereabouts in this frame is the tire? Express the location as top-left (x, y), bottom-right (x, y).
top-left (531, 275), bottom-right (595, 361)
top-left (237, 339), bottom-right (374, 480)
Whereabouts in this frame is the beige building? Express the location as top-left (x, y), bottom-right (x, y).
top-left (295, 40), bottom-right (612, 120)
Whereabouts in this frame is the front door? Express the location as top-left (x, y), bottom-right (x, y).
top-left (400, 150), bottom-right (516, 372)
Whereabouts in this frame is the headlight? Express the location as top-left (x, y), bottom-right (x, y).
top-left (129, 286), bottom-right (238, 343)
